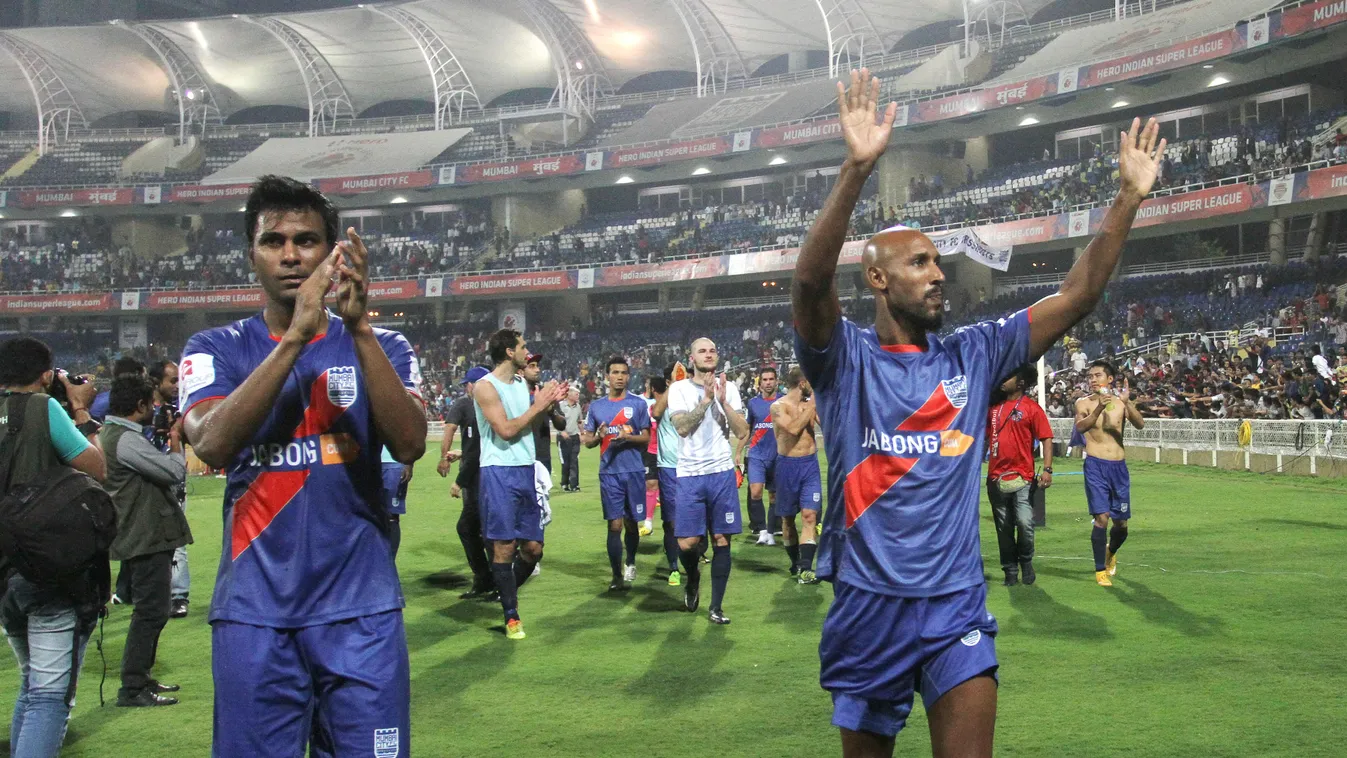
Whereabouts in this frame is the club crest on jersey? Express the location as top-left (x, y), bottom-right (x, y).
top-left (941, 376), bottom-right (968, 409)
top-left (326, 366), bottom-right (358, 408)
top-left (373, 727), bottom-right (399, 758)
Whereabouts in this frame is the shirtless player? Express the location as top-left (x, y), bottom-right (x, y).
top-left (1074, 360), bottom-right (1145, 587)
top-left (771, 367), bottom-right (824, 584)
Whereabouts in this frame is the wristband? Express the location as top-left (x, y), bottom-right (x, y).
top-left (1042, 467), bottom-right (1053, 473)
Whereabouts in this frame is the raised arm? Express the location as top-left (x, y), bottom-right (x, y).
top-left (793, 68), bottom-right (898, 349)
top-left (1074, 397), bottom-right (1104, 434)
top-left (474, 379), bottom-right (564, 442)
top-left (1027, 118), bottom-right (1166, 359)
top-left (334, 228), bottom-right (426, 464)
top-left (772, 398), bottom-right (816, 437)
top-left (186, 250), bottom-right (339, 469)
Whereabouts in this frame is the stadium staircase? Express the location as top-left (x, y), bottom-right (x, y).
top-left (0, 144), bottom-right (39, 182)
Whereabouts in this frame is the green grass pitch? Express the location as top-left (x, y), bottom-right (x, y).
top-left (4, 446), bottom-right (1345, 757)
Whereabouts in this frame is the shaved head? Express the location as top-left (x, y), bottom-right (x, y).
top-left (690, 337), bottom-right (719, 374)
top-left (863, 226), bottom-right (945, 334)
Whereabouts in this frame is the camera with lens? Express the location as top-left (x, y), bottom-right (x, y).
top-left (45, 369), bottom-right (89, 418)
top-left (150, 400), bottom-right (182, 451)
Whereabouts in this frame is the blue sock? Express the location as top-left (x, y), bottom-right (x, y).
top-left (662, 523), bottom-right (679, 572)
top-left (607, 530), bottom-right (622, 579)
top-left (623, 522), bottom-right (639, 567)
top-left (1091, 525), bottom-right (1108, 571)
top-left (491, 562), bottom-right (518, 621)
top-left (710, 543), bottom-right (731, 611)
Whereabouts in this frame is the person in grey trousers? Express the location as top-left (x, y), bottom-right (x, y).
top-left (557, 389), bottom-right (583, 492)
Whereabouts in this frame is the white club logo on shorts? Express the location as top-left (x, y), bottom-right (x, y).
top-left (961, 629), bottom-right (982, 647)
top-left (374, 727), bottom-right (399, 758)
top-left (1119, 502), bottom-right (1130, 514)
top-left (327, 366), bottom-right (359, 408)
top-left (812, 492), bottom-right (821, 503)
top-left (725, 511), bottom-right (734, 524)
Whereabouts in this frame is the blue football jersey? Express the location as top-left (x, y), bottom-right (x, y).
top-left (180, 312), bottom-right (422, 627)
top-left (585, 392), bottom-right (651, 475)
top-left (745, 394), bottom-right (779, 460)
top-left (796, 311), bottom-right (1030, 597)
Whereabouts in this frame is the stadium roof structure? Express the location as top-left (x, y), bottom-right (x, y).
top-left (0, 0), bottom-right (1064, 140)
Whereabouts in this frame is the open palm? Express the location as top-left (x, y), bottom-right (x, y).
top-left (837, 68), bottom-right (898, 166)
top-left (1118, 117), bottom-right (1167, 199)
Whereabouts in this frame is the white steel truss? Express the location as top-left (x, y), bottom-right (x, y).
top-left (963, 0), bottom-right (1030, 53)
top-left (367, 5), bottom-right (481, 129)
top-left (115, 21), bottom-right (223, 141)
top-left (243, 16), bottom-right (355, 136)
top-left (814, 0), bottom-right (882, 78)
top-left (0, 32), bottom-right (87, 156)
top-left (669, 0), bottom-right (747, 97)
top-left (514, 0), bottom-right (613, 120)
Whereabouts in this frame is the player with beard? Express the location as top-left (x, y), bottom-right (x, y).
top-left (648, 365), bottom-right (683, 585)
top-left (737, 366), bottom-right (780, 545)
top-left (523, 353), bottom-right (565, 474)
top-left (474, 330), bottom-right (566, 640)
top-left (667, 338), bottom-right (749, 624)
top-left (771, 367), bottom-right (823, 582)
top-left (581, 356), bottom-right (651, 590)
top-left (794, 69), bottom-right (1165, 756)
top-left (147, 360), bottom-right (192, 618)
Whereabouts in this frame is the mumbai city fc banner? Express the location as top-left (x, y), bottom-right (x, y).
top-left (315, 171), bottom-right (434, 195)
top-left (1077, 30), bottom-right (1242, 89)
top-left (1133, 184), bottom-right (1255, 228)
top-left (908, 77), bottom-right (1055, 124)
top-left (0, 293), bottom-right (112, 314)
top-left (446, 270), bottom-right (574, 296)
top-left (454, 155), bottom-right (586, 184)
top-left (1276, 0), bottom-right (1347, 37)
top-left (17, 188), bottom-right (135, 208)
top-left (608, 137), bottom-right (733, 169)
top-left (756, 120), bottom-right (842, 149)
top-left (596, 257), bottom-right (726, 288)
top-left (168, 183), bottom-right (254, 204)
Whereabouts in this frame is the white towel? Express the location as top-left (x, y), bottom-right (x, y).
top-left (534, 460), bottom-right (553, 528)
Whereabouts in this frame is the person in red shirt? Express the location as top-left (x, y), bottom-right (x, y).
top-left (986, 363), bottom-right (1054, 586)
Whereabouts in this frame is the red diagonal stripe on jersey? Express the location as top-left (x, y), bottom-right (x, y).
top-left (231, 469), bottom-right (307, 559)
top-left (842, 384), bottom-right (960, 528)
top-left (749, 416), bottom-right (772, 449)
top-left (898, 384), bottom-right (959, 432)
top-left (294, 370), bottom-right (345, 439)
top-left (231, 371), bottom-right (352, 560)
top-left (843, 455), bottom-right (916, 527)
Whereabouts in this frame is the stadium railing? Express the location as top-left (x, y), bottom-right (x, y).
top-left (1048, 417), bottom-right (1347, 459)
top-left (995, 246), bottom-right (1346, 293)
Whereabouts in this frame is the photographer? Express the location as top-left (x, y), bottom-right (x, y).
top-left (98, 374), bottom-right (192, 708)
top-left (0, 337), bottom-right (106, 758)
top-left (147, 360), bottom-right (190, 618)
top-left (89, 356), bottom-right (145, 423)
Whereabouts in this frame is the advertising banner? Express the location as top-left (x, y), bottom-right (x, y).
top-left (366, 280), bottom-right (421, 300)
top-left (1304, 163), bottom-right (1347, 200)
top-left (119, 317), bottom-right (147, 350)
top-left (17, 188), bottom-right (135, 208)
top-left (146, 289), bottom-right (263, 310)
top-left (456, 155), bottom-right (585, 184)
top-left (1077, 30), bottom-right (1241, 89)
top-left (498, 302), bottom-right (526, 333)
top-left (755, 120), bottom-right (841, 148)
top-left (0, 293), bottom-right (113, 313)
top-left (142, 186), bottom-right (162, 205)
top-left (168, 183), bottom-right (253, 204)
top-left (596, 257), bottom-right (726, 287)
top-left (1276, 0), bottom-right (1347, 37)
top-left (607, 137), bottom-right (732, 169)
top-left (974, 216), bottom-right (1070, 248)
top-left (447, 270), bottom-right (574, 296)
top-left (908, 77), bottom-right (1054, 124)
top-left (1267, 174), bottom-right (1296, 206)
top-left (316, 171), bottom-right (434, 195)
top-left (1133, 184), bottom-right (1255, 228)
